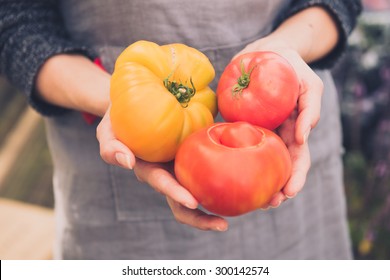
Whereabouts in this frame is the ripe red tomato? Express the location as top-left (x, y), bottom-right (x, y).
top-left (174, 122), bottom-right (292, 216)
top-left (217, 51), bottom-right (299, 130)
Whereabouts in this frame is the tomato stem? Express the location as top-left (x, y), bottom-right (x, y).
top-left (232, 60), bottom-right (255, 97)
top-left (164, 76), bottom-right (196, 107)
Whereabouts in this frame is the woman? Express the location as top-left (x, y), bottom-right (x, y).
top-left (0, 0), bottom-right (361, 259)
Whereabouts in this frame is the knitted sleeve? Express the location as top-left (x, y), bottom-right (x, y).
top-left (0, 0), bottom-right (97, 115)
top-left (279, 0), bottom-right (363, 69)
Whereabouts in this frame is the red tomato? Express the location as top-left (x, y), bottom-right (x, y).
top-left (217, 51), bottom-right (299, 130)
top-left (174, 122), bottom-right (292, 216)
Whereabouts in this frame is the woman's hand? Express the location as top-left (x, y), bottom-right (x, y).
top-left (97, 108), bottom-right (229, 231)
top-left (232, 6), bottom-right (339, 209)
top-left (235, 39), bottom-right (324, 209)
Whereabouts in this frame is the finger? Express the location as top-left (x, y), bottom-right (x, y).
top-left (295, 75), bottom-right (323, 145)
top-left (277, 109), bottom-right (298, 146)
top-left (267, 191), bottom-right (288, 208)
top-left (282, 142), bottom-right (311, 198)
top-left (134, 160), bottom-right (198, 209)
top-left (167, 197), bottom-right (228, 231)
top-left (96, 109), bottom-right (136, 169)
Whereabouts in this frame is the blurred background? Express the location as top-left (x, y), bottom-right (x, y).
top-left (331, 0), bottom-right (390, 259)
top-left (0, 0), bottom-right (389, 260)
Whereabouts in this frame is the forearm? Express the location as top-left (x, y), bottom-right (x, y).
top-left (261, 6), bottom-right (339, 63)
top-left (0, 0), bottom-right (97, 115)
top-left (35, 54), bottom-right (110, 117)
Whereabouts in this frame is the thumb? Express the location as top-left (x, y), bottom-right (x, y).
top-left (96, 108), bottom-right (135, 169)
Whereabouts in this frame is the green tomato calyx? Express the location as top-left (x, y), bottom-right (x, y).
top-left (164, 77), bottom-right (196, 107)
top-left (232, 60), bottom-right (256, 98)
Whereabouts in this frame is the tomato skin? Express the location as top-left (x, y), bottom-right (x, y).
top-left (174, 122), bottom-right (292, 216)
top-left (217, 51), bottom-right (299, 130)
top-left (110, 40), bottom-right (217, 162)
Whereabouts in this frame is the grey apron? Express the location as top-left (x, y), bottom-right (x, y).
top-left (45, 0), bottom-right (352, 259)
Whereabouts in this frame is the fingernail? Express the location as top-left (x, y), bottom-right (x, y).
top-left (304, 128), bottom-right (311, 144)
top-left (115, 153), bottom-right (133, 169)
top-left (215, 226), bottom-right (228, 232)
top-left (285, 193), bottom-right (296, 199)
top-left (270, 200), bottom-right (282, 209)
top-left (184, 203), bottom-right (197, 210)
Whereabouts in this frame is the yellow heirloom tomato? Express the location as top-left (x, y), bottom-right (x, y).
top-left (110, 40), bottom-right (217, 162)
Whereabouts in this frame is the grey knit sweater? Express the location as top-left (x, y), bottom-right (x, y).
top-left (0, 0), bottom-right (362, 116)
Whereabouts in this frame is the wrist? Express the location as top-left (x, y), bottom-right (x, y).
top-left (244, 36), bottom-right (302, 63)
top-left (35, 54), bottom-right (110, 117)
top-left (262, 6), bottom-right (338, 63)
top-left (257, 33), bottom-right (311, 62)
